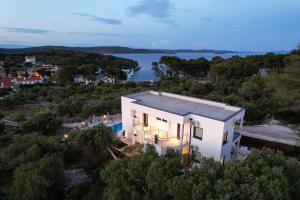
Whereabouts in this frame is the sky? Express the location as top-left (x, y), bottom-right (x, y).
top-left (0, 0), bottom-right (300, 51)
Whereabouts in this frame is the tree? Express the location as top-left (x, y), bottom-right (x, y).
top-left (56, 99), bottom-right (82, 117)
top-left (21, 111), bottom-right (62, 135)
top-left (74, 125), bottom-right (116, 168)
top-left (69, 182), bottom-right (102, 200)
top-left (101, 145), bottom-right (159, 200)
top-left (263, 52), bottom-right (286, 72)
top-left (145, 149), bottom-right (182, 199)
top-left (209, 56), bottom-right (259, 82)
top-left (105, 68), bottom-right (127, 80)
top-left (0, 122), bottom-right (4, 135)
top-left (151, 62), bottom-right (158, 68)
top-left (159, 56), bottom-right (183, 79)
top-left (265, 53), bottom-right (300, 123)
top-left (0, 134), bottom-right (60, 170)
top-left (214, 148), bottom-right (299, 200)
top-left (57, 65), bottom-right (79, 85)
top-left (152, 64), bottom-right (167, 80)
top-left (9, 155), bottom-right (64, 200)
top-left (0, 134), bottom-right (64, 199)
top-left (0, 87), bottom-right (12, 97)
top-left (101, 147), bottom-right (300, 200)
top-left (238, 76), bottom-right (264, 102)
top-left (186, 58), bottom-right (209, 78)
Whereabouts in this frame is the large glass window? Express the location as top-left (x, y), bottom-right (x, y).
top-left (193, 127), bottom-right (203, 140)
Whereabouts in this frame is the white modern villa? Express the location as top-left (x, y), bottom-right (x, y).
top-left (121, 91), bottom-right (246, 162)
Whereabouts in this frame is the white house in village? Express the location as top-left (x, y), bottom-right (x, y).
top-left (121, 91), bottom-right (246, 162)
top-left (25, 56), bottom-right (36, 65)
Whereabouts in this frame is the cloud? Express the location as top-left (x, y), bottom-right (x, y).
top-left (71, 12), bottom-right (122, 25)
top-left (68, 31), bottom-right (151, 38)
top-left (69, 31), bottom-right (123, 37)
top-left (128, 0), bottom-right (173, 20)
top-left (0, 27), bottom-right (51, 34)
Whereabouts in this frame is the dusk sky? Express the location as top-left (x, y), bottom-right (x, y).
top-left (0, 0), bottom-right (300, 51)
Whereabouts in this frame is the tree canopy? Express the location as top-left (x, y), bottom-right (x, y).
top-left (101, 147), bottom-right (300, 200)
top-left (0, 134), bottom-right (64, 200)
top-left (21, 111), bottom-right (62, 135)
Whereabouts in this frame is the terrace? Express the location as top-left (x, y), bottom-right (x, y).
top-left (131, 119), bottom-right (189, 154)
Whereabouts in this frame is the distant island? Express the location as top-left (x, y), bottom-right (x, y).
top-left (0, 45), bottom-right (242, 55)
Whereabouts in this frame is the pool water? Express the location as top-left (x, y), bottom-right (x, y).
top-left (108, 122), bottom-right (123, 133)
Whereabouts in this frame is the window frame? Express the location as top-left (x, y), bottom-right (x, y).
top-left (223, 131), bottom-right (228, 145)
top-left (193, 126), bottom-right (203, 140)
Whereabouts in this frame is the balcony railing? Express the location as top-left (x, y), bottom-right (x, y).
top-left (231, 146), bottom-right (250, 160)
top-left (235, 125), bottom-right (242, 132)
top-left (143, 125), bottom-right (168, 138)
top-left (132, 116), bottom-right (189, 148)
top-left (143, 125), bottom-right (189, 148)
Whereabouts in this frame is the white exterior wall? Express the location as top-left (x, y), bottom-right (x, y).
top-left (189, 114), bottom-right (225, 161)
top-left (148, 115), bottom-right (169, 132)
top-left (121, 96), bottom-right (135, 139)
top-left (221, 109), bottom-right (245, 162)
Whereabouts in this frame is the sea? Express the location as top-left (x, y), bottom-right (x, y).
top-left (113, 52), bottom-right (258, 82)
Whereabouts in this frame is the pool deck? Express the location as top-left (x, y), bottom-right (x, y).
top-left (62, 114), bottom-right (122, 130)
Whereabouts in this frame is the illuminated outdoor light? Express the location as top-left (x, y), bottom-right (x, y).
top-left (103, 114), bottom-right (107, 118)
top-left (64, 134), bottom-right (68, 138)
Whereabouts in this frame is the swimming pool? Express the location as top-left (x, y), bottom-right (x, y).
top-left (107, 122), bottom-right (123, 133)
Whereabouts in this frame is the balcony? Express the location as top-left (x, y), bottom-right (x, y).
top-left (231, 146), bottom-right (250, 160)
top-left (233, 131), bottom-right (241, 142)
top-left (133, 123), bottom-right (189, 149)
top-left (145, 125), bottom-right (188, 147)
top-left (234, 125), bottom-right (242, 133)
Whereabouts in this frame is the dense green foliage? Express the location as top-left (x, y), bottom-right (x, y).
top-left (0, 134), bottom-right (64, 200)
top-left (102, 146), bottom-right (300, 200)
top-left (9, 155), bottom-right (64, 200)
top-left (153, 56), bottom-right (209, 79)
top-left (71, 125), bottom-right (117, 168)
top-left (0, 88), bottom-right (12, 97)
top-left (68, 182), bottom-right (102, 200)
top-left (264, 50), bottom-right (300, 122)
top-left (0, 124), bottom-right (116, 199)
top-left (21, 111), bottom-right (62, 135)
top-left (151, 50), bottom-right (300, 123)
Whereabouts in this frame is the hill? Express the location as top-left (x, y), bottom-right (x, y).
top-left (0, 46), bottom-right (239, 55)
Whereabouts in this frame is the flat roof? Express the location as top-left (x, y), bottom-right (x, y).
top-left (124, 91), bottom-right (244, 121)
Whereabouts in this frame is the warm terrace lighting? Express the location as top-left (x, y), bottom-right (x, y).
top-left (103, 114), bottom-right (107, 118)
top-left (64, 134), bottom-right (68, 138)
